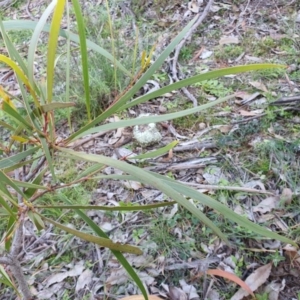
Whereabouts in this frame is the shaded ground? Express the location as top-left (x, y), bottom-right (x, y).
top-left (0, 0), bottom-right (300, 299)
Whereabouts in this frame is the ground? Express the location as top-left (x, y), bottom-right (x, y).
top-left (0, 0), bottom-right (300, 299)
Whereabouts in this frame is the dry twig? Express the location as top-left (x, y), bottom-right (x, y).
top-left (171, 0), bottom-right (214, 107)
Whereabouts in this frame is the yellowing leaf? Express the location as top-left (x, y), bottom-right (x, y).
top-left (11, 136), bottom-right (29, 143)
top-left (0, 86), bottom-right (16, 111)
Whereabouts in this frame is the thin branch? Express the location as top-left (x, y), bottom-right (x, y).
top-left (171, 0), bottom-right (214, 107)
top-left (0, 256), bottom-right (13, 265)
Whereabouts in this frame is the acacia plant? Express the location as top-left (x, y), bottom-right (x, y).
top-left (0, 1), bottom-right (295, 299)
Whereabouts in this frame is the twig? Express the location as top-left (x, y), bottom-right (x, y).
top-left (66, 129), bottom-right (112, 148)
top-left (0, 257), bottom-right (13, 265)
top-left (178, 181), bottom-right (274, 195)
top-left (171, 0), bottom-right (214, 107)
top-left (9, 256), bottom-right (32, 300)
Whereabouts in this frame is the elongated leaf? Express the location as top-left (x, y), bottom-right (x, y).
top-left (0, 17), bottom-right (27, 74)
top-left (47, 0), bottom-right (66, 103)
top-left (30, 102), bottom-right (75, 119)
top-left (85, 172), bottom-right (297, 247)
top-left (65, 16), bottom-right (198, 141)
top-left (68, 94), bottom-right (234, 140)
top-left (57, 147), bottom-right (228, 242)
top-left (75, 163), bottom-right (105, 180)
top-left (24, 168), bottom-right (48, 198)
top-left (3, 157), bottom-right (40, 174)
top-left (59, 193), bottom-right (149, 300)
top-left (71, 0), bottom-right (91, 120)
top-left (35, 201), bottom-right (175, 210)
top-left (28, 211), bottom-right (45, 231)
top-left (41, 102), bottom-right (75, 112)
top-left (0, 194), bottom-right (15, 217)
top-left (119, 64), bottom-right (286, 110)
top-left (11, 180), bottom-right (47, 190)
top-left (3, 20), bottom-right (131, 76)
top-left (4, 207), bottom-right (17, 250)
top-left (0, 147), bottom-right (38, 169)
top-left (2, 102), bottom-right (32, 130)
top-left (28, 0), bottom-right (57, 86)
top-left (41, 215), bottom-right (142, 254)
top-left (152, 172), bottom-right (297, 246)
top-left (0, 182), bottom-right (18, 207)
top-left (0, 55), bottom-right (39, 107)
top-left (132, 141), bottom-right (179, 160)
top-left (0, 265), bottom-right (19, 294)
top-left (39, 137), bottom-right (56, 181)
top-left (0, 171), bottom-right (27, 200)
top-left (0, 120), bottom-right (15, 132)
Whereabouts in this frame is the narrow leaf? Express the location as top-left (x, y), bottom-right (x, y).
top-left (35, 201), bottom-right (175, 210)
top-left (132, 141), bottom-right (179, 159)
top-left (59, 193), bottom-right (149, 300)
top-left (28, 211), bottom-right (45, 231)
top-left (0, 147), bottom-right (38, 169)
top-left (71, 0), bottom-right (91, 120)
top-left (57, 147), bottom-right (228, 242)
top-left (47, 0), bottom-right (66, 103)
top-left (41, 215), bottom-right (143, 254)
top-left (206, 269), bottom-right (254, 297)
top-left (39, 137), bottom-right (56, 181)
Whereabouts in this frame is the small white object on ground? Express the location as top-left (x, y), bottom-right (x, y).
top-left (133, 114), bottom-right (162, 147)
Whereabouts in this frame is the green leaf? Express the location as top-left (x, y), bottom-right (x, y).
top-left (153, 172), bottom-right (297, 247)
top-left (4, 207), bottom-right (18, 250)
top-left (0, 265), bottom-right (19, 294)
top-left (24, 168), bottom-right (48, 198)
top-left (28, 0), bottom-right (57, 87)
top-left (41, 215), bottom-right (143, 254)
top-left (0, 194), bottom-right (15, 217)
top-left (11, 180), bottom-right (47, 190)
top-left (0, 182), bottom-right (18, 208)
top-left (39, 102), bottom-right (75, 113)
top-left (0, 120), bottom-right (15, 132)
top-left (71, 0), bottom-right (91, 120)
top-left (0, 171), bottom-right (27, 201)
top-left (59, 193), bottom-right (149, 300)
top-left (119, 64), bottom-right (286, 110)
top-left (0, 147), bottom-right (38, 169)
top-left (47, 0), bottom-right (66, 103)
top-left (2, 102), bottom-right (32, 130)
top-left (3, 20), bottom-right (131, 76)
top-left (57, 147), bottom-right (228, 242)
top-left (28, 211), bottom-right (45, 231)
top-left (39, 137), bottom-right (56, 181)
top-left (3, 157), bottom-right (40, 174)
top-left (65, 16), bottom-right (198, 141)
top-left (132, 140), bottom-right (179, 160)
top-left (68, 94), bottom-right (234, 140)
top-left (0, 17), bottom-right (28, 74)
top-left (75, 163), bottom-right (105, 180)
top-left (35, 201), bottom-right (175, 210)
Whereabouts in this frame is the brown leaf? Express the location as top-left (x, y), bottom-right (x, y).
top-left (120, 296), bottom-right (163, 300)
top-left (280, 188), bottom-right (293, 205)
top-left (231, 263), bottom-right (272, 300)
top-left (188, 0), bottom-right (200, 13)
top-left (238, 109), bottom-right (264, 116)
top-left (249, 81), bottom-right (268, 93)
top-left (168, 286), bottom-right (188, 300)
top-left (219, 35), bottom-right (239, 45)
top-left (253, 196), bottom-right (280, 213)
top-left (207, 269), bottom-right (254, 297)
